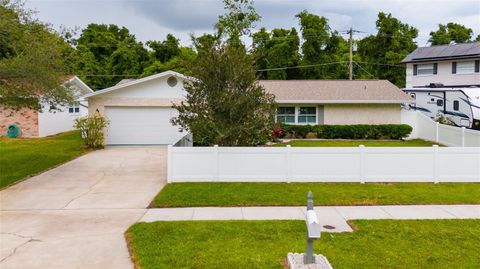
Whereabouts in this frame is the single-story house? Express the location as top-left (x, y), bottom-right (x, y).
top-left (83, 71), bottom-right (413, 145)
top-left (259, 80), bottom-right (414, 125)
top-left (0, 76), bottom-right (93, 137)
top-left (83, 71), bottom-right (188, 145)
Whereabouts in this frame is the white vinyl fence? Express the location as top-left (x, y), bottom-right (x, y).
top-left (168, 145), bottom-right (480, 183)
top-left (401, 110), bottom-right (480, 147)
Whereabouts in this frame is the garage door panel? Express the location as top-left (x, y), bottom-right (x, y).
top-left (105, 106), bottom-right (184, 145)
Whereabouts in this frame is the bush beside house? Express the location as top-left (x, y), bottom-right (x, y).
top-left (279, 124), bottom-right (412, 140)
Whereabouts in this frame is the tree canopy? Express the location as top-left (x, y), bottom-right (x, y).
top-left (429, 23), bottom-right (474, 45)
top-left (0, 1), bottom-right (73, 111)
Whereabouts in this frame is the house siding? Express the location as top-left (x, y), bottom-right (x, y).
top-left (0, 106), bottom-right (39, 137)
top-left (323, 104), bottom-right (401, 125)
top-left (406, 60), bottom-right (480, 88)
top-left (88, 97), bottom-right (185, 115)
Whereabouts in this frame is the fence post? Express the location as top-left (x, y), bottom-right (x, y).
top-left (286, 145), bottom-right (291, 182)
top-left (433, 145), bottom-right (439, 183)
top-left (214, 145), bottom-right (219, 181)
top-left (167, 145), bottom-right (172, 183)
top-left (435, 122), bottom-right (439, 143)
top-left (461, 127), bottom-right (465, 147)
top-left (359, 145), bottom-right (365, 184)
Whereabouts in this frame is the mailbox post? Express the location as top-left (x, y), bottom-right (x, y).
top-left (304, 191), bottom-right (321, 264)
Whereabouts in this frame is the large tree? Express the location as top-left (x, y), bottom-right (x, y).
top-left (216, 0), bottom-right (260, 48)
top-left (357, 12), bottom-right (418, 87)
top-left (429, 23), bottom-right (474, 45)
top-left (171, 45), bottom-right (276, 146)
top-left (0, 0), bottom-right (73, 111)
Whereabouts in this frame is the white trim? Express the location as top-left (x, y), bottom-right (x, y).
top-left (275, 99), bottom-right (413, 104)
top-left (70, 76), bottom-right (94, 93)
top-left (82, 70), bottom-right (188, 98)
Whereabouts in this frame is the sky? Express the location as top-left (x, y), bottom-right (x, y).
top-left (26, 0), bottom-right (480, 47)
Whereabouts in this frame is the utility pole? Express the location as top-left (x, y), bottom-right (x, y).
top-left (348, 27), bottom-right (353, 80)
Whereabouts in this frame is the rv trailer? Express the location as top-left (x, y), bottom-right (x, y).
top-left (403, 84), bottom-right (480, 130)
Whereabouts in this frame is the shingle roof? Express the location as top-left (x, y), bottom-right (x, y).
top-left (259, 80), bottom-right (413, 104)
top-left (402, 42), bottom-right (480, 63)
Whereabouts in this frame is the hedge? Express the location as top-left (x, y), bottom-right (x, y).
top-left (279, 124), bottom-right (412, 140)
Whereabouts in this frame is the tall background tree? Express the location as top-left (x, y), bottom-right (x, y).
top-left (0, 0), bottom-right (73, 110)
top-left (429, 23), bottom-right (474, 45)
top-left (357, 12), bottom-right (418, 87)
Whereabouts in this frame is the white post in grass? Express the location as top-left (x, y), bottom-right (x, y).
top-left (359, 145), bottom-right (365, 184)
top-left (167, 145), bottom-right (172, 183)
top-left (435, 122), bottom-right (440, 143)
top-left (433, 145), bottom-right (439, 183)
top-left (461, 127), bottom-right (465, 147)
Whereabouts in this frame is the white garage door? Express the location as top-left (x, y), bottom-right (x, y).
top-left (105, 106), bottom-right (184, 145)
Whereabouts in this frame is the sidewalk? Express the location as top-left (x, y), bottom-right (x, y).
top-left (141, 205), bottom-right (480, 232)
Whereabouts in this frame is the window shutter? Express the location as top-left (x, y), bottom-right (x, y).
top-left (452, 62), bottom-right (456, 74)
top-left (413, 64), bottom-right (417, 76)
top-left (475, 60), bottom-right (479, 73)
top-left (433, 63), bottom-right (438, 74)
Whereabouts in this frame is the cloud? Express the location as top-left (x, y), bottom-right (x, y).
top-left (26, 0), bottom-right (480, 46)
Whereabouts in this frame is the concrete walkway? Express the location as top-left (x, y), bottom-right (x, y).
top-left (0, 147), bottom-right (167, 269)
top-left (141, 205), bottom-right (480, 232)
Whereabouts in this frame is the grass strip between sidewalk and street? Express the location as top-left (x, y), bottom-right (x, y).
top-left (127, 219), bottom-right (480, 269)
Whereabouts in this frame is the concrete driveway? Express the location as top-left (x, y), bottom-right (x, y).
top-left (0, 146), bottom-right (167, 269)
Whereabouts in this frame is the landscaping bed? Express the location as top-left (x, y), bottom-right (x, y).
top-left (273, 138), bottom-right (441, 147)
top-left (127, 219), bottom-right (480, 269)
top-left (0, 131), bottom-right (90, 188)
top-left (151, 182), bottom-right (480, 207)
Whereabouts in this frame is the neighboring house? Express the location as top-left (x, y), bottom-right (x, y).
top-left (0, 76), bottom-right (93, 137)
top-left (82, 71), bottom-right (188, 145)
top-left (260, 80), bottom-right (413, 125)
top-left (84, 71), bottom-right (412, 145)
top-left (402, 42), bottom-right (480, 88)
top-left (401, 43), bottom-right (480, 130)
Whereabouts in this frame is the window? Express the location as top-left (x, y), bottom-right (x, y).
top-left (298, 107), bottom-right (316, 124)
top-left (436, 99), bottom-right (443, 107)
top-left (277, 107), bottom-right (295, 124)
top-left (69, 101), bottom-right (80, 113)
top-left (456, 61), bottom-right (475, 74)
top-left (453, 100), bottom-right (459, 111)
top-left (416, 64), bottom-right (436, 75)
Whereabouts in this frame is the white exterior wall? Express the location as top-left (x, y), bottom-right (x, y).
top-left (38, 101), bottom-right (88, 137)
top-left (406, 60), bottom-right (480, 88)
top-left (168, 146), bottom-right (480, 183)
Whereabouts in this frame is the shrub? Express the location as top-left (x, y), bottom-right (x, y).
top-left (278, 124), bottom-right (412, 140)
top-left (74, 114), bottom-right (109, 148)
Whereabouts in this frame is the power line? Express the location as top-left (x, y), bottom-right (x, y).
top-left (256, 61), bottom-right (348, 72)
top-left (354, 61), bottom-right (377, 79)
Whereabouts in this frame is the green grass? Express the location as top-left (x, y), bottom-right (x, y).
top-left (151, 182), bottom-right (480, 207)
top-left (273, 139), bottom-right (441, 147)
top-left (0, 131), bottom-right (90, 189)
top-left (127, 219), bottom-right (480, 269)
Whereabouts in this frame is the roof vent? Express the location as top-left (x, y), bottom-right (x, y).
top-left (167, 76), bottom-right (178, 87)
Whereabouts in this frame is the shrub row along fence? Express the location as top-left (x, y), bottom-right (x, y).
top-left (401, 110), bottom-right (480, 147)
top-left (168, 145), bottom-right (480, 183)
top-left (279, 124), bottom-right (412, 140)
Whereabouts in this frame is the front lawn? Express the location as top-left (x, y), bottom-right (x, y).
top-left (151, 182), bottom-right (480, 207)
top-left (0, 131), bottom-right (89, 189)
top-left (127, 219), bottom-right (480, 269)
top-left (273, 138), bottom-right (440, 147)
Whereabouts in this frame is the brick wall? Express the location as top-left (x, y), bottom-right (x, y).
top-left (0, 106), bottom-right (39, 137)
